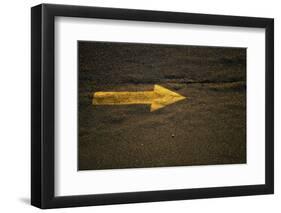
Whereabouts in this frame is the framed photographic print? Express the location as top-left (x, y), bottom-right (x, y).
top-left (31, 4), bottom-right (274, 209)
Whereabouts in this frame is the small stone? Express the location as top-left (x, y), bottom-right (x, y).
top-left (171, 134), bottom-right (175, 138)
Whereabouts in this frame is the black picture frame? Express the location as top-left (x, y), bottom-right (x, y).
top-left (31, 3), bottom-right (274, 209)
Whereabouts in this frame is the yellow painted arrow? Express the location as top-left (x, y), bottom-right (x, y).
top-left (93, 84), bottom-right (186, 112)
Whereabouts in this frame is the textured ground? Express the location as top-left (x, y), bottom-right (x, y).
top-left (78, 41), bottom-right (246, 170)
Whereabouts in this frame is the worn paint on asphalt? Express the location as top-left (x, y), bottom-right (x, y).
top-left (93, 84), bottom-right (186, 112)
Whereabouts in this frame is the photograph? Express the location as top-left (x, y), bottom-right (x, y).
top-left (29, 2), bottom-right (274, 209)
top-left (78, 41), bottom-right (247, 170)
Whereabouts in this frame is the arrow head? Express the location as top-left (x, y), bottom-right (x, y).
top-left (151, 84), bottom-right (186, 112)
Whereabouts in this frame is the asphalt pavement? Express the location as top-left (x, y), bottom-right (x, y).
top-left (78, 41), bottom-right (246, 170)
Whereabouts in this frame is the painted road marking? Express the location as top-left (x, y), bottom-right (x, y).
top-left (93, 84), bottom-right (186, 112)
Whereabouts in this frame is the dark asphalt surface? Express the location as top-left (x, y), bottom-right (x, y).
top-left (78, 41), bottom-right (246, 170)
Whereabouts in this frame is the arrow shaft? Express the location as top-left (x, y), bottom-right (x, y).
top-left (93, 91), bottom-right (155, 105)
